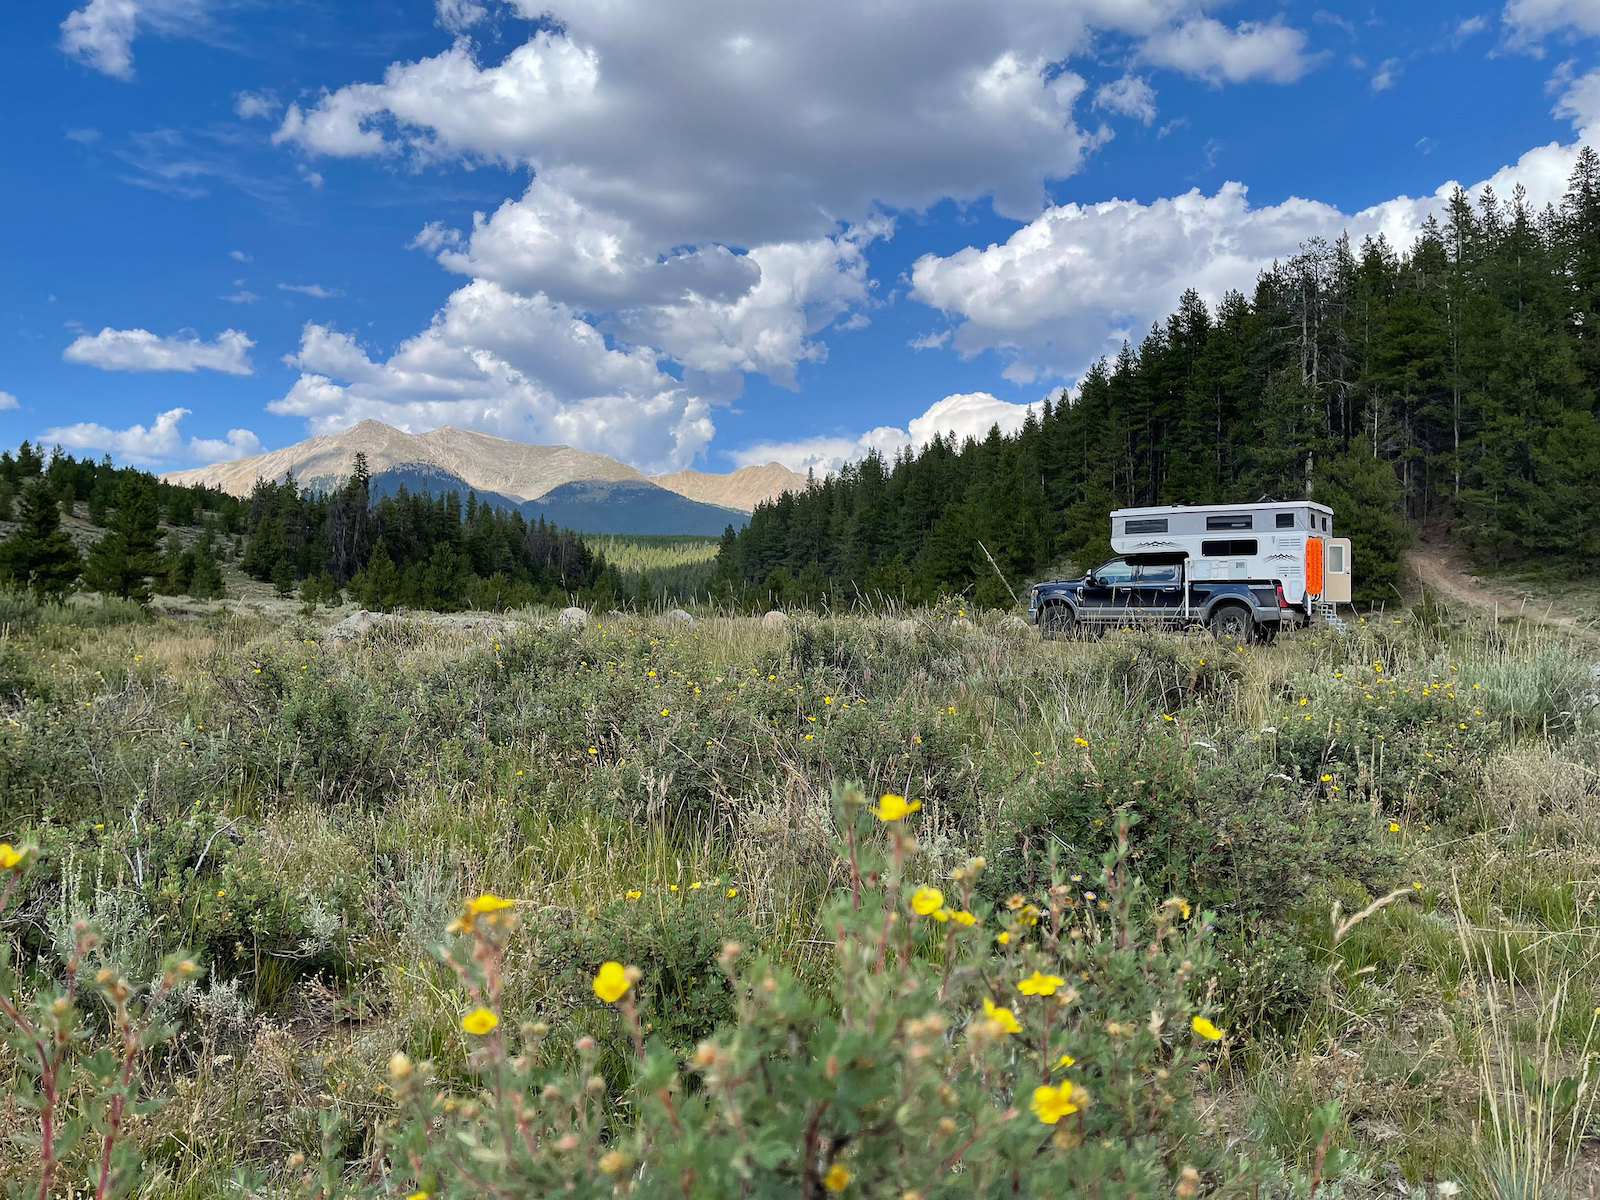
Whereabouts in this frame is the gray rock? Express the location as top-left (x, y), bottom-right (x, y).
top-left (761, 610), bottom-right (789, 630)
top-left (662, 609), bottom-right (696, 628)
top-left (557, 606), bottom-right (589, 630)
top-left (999, 615), bottom-right (1032, 635)
top-left (326, 610), bottom-right (402, 642)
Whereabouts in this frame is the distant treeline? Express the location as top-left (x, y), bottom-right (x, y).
top-left (240, 454), bottom-right (626, 610)
top-left (0, 441), bottom-right (242, 602)
top-left (717, 149), bottom-right (1600, 609)
top-left (0, 445), bottom-right (630, 611)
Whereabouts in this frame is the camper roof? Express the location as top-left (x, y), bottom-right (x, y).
top-left (1111, 501), bottom-right (1332, 518)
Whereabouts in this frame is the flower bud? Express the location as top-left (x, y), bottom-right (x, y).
top-left (389, 1053), bottom-right (413, 1080)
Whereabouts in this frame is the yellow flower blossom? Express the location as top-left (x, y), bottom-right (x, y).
top-left (1388, 822), bottom-right (1400, 832)
top-left (1017, 970), bottom-right (1066, 996)
top-left (982, 997), bottom-right (1022, 1035)
top-left (0, 844), bottom-right (23, 870)
top-left (461, 1007), bottom-right (499, 1035)
top-left (625, 890), bottom-right (642, 900)
top-left (910, 886), bottom-right (944, 916)
top-left (996, 931), bottom-right (1010, 945)
top-left (1056, 1053), bottom-right (1075, 1069)
top-left (727, 887), bottom-right (738, 898)
top-left (1073, 736), bottom-right (1089, 747)
top-left (951, 911), bottom-right (977, 926)
top-left (1191, 1015), bottom-right (1223, 1041)
top-left (822, 1163), bottom-right (851, 1192)
top-left (1031, 1080), bottom-right (1078, 1123)
top-left (593, 961), bottom-right (631, 1004)
top-left (871, 793), bottom-right (922, 821)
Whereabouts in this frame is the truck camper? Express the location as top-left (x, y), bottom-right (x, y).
top-left (1028, 502), bottom-right (1353, 642)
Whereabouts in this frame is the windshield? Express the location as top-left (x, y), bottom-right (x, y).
top-left (1091, 559), bottom-right (1134, 584)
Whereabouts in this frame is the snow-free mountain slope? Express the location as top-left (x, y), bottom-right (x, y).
top-left (647, 462), bottom-right (806, 511)
top-left (163, 420), bottom-right (647, 500)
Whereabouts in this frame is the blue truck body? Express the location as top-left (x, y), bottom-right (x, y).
top-left (1027, 553), bottom-right (1290, 642)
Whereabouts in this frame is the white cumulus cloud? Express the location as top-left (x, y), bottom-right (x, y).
top-left (1141, 17), bottom-right (1318, 84)
top-left (63, 327), bottom-right (255, 375)
top-left (40, 407), bottom-right (262, 467)
top-left (269, 1), bottom-right (1225, 242)
top-left (268, 281), bottom-right (716, 473)
top-left (730, 392), bottom-right (1035, 475)
top-left (1504, 0), bottom-right (1600, 44)
top-left (0, 391), bottom-right (19, 411)
top-left (61, 0), bottom-right (206, 80)
top-left (1094, 74), bottom-right (1158, 124)
top-left (909, 79), bottom-right (1600, 384)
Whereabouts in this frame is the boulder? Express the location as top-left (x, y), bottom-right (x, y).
top-left (662, 609), bottom-right (696, 628)
top-left (761, 610), bottom-right (789, 630)
top-left (326, 609), bottom-right (402, 642)
top-left (557, 607), bottom-right (589, 630)
top-left (999, 615), bottom-right (1032, 635)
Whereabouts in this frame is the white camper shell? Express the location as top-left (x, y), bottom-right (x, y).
top-left (1110, 502), bottom-right (1352, 612)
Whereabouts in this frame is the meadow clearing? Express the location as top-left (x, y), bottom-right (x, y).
top-left (1, 589), bottom-right (1599, 1198)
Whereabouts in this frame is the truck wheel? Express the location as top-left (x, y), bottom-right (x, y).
top-left (1208, 604), bottom-right (1254, 644)
top-left (1040, 604), bottom-right (1074, 641)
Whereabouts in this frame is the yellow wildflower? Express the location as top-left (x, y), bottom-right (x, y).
top-left (461, 1007), bottom-right (499, 1035)
top-left (951, 911), bottom-right (977, 926)
top-left (1017, 970), bottom-right (1066, 997)
top-left (822, 1163), bottom-right (851, 1192)
top-left (1388, 822), bottom-right (1400, 832)
top-left (982, 997), bottom-right (1022, 1035)
top-left (910, 886), bottom-right (944, 916)
top-left (1056, 1053), bottom-right (1075, 1069)
top-left (1191, 1015), bottom-right (1223, 1041)
top-left (996, 931), bottom-right (1010, 945)
top-left (625, 890), bottom-right (642, 900)
top-left (727, 887), bottom-right (738, 898)
top-left (871, 793), bottom-right (922, 822)
top-left (0, 844), bottom-right (24, 870)
top-left (1031, 1080), bottom-right (1078, 1124)
top-left (593, 961), bottom-right (631, 1004)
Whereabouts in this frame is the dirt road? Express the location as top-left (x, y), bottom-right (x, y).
top-left (1408, 543), bottom-right (1594, 634)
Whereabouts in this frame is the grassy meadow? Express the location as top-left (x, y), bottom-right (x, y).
top-left (1, 590), bottom-right (1599, 1197)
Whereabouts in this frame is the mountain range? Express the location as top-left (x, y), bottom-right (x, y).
top-left (163, 421), bottom-right (807, 534)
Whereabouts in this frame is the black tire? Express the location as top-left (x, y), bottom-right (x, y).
top-left (1040, 604), bottom-right (1074, 641)
top-left (1208, 603), bottom-right (1254, 643)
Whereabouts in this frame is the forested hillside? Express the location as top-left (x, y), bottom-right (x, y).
top-left (718, 150), bottom-right (1600, 610)
top-left (0, 445), bottom-right (626, 610)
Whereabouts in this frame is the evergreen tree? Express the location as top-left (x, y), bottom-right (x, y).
top-left (355, 539), bottom-right (401, 611)
top-left (84, 475), bottom-right (162, 602)
top-left (0, 481), bottom-right (83, 601)
top-left (188, 540), bottom-right (226, 600)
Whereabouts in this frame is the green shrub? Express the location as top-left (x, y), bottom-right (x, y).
top-left (304, 787), bottom-right (1267, 1199)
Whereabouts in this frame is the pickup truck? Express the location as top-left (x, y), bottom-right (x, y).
top-left (1027, 553), bottom-right (1288, 642)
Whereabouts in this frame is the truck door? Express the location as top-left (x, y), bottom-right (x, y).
top-left (1130, 561), bottom-right (1184, 619)
top-left (1082, 559), bottom-right (1135, 623)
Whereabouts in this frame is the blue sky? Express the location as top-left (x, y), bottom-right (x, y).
top-left (3, 0), bottom-right (1599, 476)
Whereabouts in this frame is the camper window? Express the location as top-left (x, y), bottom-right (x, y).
top-left (1124, 517), bottom-right (1168, 535)
top-left (1275, 512), bottom-right (1294, 529)
top-left (1206, 514), bottom-right (1253, 530)
top-left (1201, 539), bottom-right (1258, 557)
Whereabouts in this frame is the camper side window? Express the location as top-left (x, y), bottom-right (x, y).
top-left (1275, 512), bottom-right (1294, 529)
top-left (1124, 518), bottom-right (1168, 534)
top-left (1206, 514), bottom-right (1253, 530)
top-left (1201, 539), bottom-right (1258, 556)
